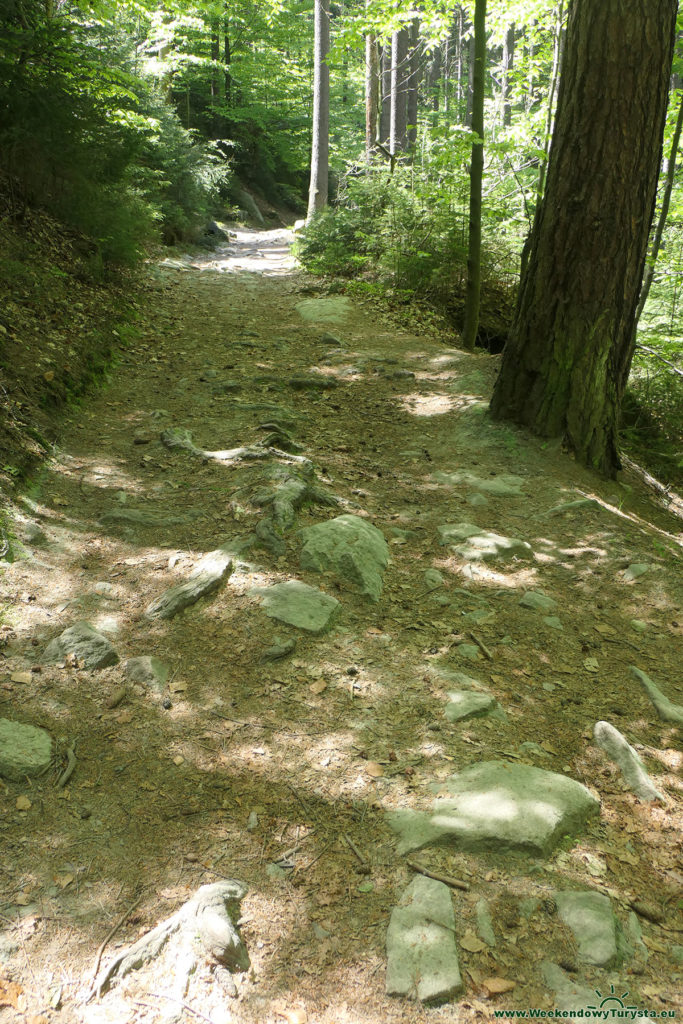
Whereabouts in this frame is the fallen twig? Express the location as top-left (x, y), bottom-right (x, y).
top-left (88, 894), bottom-right (143, 993)
top-left (635, 343), bottom-right (683, 379)
top-left (56, 742), bottom-right (77, 789)
top-left (468, 631), bottom-right (493, 661)
top-left (342, 832), bottom-right (369, 868)
top-left (405, 859), bottom-right (470, 892)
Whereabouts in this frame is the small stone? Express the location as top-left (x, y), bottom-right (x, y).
top-left (555, 891), bottom-right (618, 967)
top-left (456, 643), bottom-right (481, 661)
top-left (43, 622), bottom-right (119, 669)
top-left (544, 616), bottom-right (563, 630)
top-left (630, 619), bottom-right (649, 633)
top-left (624, 563), bottom-right (649, 581)
top-left (386, 876), bottom-right (462, 1004)
top-left (0, 719), bottom-right (52, 780)
top-left (519, 591), bottom-right (557, 613)
top-left (593, 721), bottom-right (664, 801)
top-left (146, 544), bottom-right (234, 620)
top-left (444, 691), bottom-right (496, 722)
top-left (475, 899), bottom-right (496, 947)
top-left (467, 493), bottom-right (489, 507)
top-left (423, 569), bottom-right (445, 589)
top-left (260, 639), bottom-right (296, 662)
top-left (125, 656), bottom-right (169, 693)
top-left (250, 580), bottom-right (340, 634)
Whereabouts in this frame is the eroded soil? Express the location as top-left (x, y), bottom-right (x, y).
top-left (0, 229), bottom-right (682, 1024)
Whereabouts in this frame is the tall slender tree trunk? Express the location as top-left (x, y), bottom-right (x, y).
top-left (636, 87), bottom-right (683, 324)
top-left (223, 10), bottom-right (231, 109)
top-left (306, 0), bottom-right (330, 222)
top-left (465, 32), bottom-right (475, 127)
top-left (406, 18), bottom-right (420, 150)
top-left (365, 21), bottom-right (379, 162)
top-left (490, 0), bottom-right (677, 476)
top-left (461, 0), bottom-right (487, 351)
top-left (501, 23), bottom-right (514, 126)
top-left (390, 28), bottom-right (408, 155)
top-left (429, 46), bottom-right (441, 112)
top-left (379, 43), bottom-right (391, 145)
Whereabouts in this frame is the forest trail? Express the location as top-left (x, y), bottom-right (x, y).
top-left (1, 230), bottom-right (682, 1024)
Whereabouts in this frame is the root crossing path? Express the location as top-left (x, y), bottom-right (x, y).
top-left (2, 229), bottom-right (682, 1024)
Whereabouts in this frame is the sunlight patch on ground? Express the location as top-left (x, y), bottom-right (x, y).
top-left (399, 392), bottom-right (457, 417)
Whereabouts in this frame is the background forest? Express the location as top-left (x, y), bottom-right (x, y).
top-left (0, 0), bottom-right (682, 485)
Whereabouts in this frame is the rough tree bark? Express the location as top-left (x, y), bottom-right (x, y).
top-left (306, 0), bottom-right (330, 222)
top-left (461, 0), bottom-right (486, 351)
top-left (490, 0), bottom-right (677, 477)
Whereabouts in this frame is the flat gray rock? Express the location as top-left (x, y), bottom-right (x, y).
top-left (44, 622), bottom-right (119, 669)
top-left (541, 962), bottom-right (599, 1020)
top-left (475, 899), bottom-right (496, 946)
top-left (146, 545), bottom-right (234, 620)
top-left (593, 721), bottom-right (664, 801)
top-left (624, 563), bottom-right (649, 581)
top-left (630, 666), bottom-right (683, 724)
top-left (386, 876), bottom-right (462, 1004)
top-left (250, 580), bottom-right (340, 634)
top-left (519, 591), bottom-right (557, 612)
top-left (444, 691), bottom-right (496, 722)
top-left (125, 656), bottom-right (169, 692)
top-left (0, 719), bottom-right (52, 780)
top-left (434, 471), bottom-right (525, 497)
top-left (438, 523), bottom-right (532, 563)
top-left (298, 514), bottom-right (389, 602)
top-left (388, 761), bottom-right (599, 856)
top-left (555, 891), bottom-right (618, 967)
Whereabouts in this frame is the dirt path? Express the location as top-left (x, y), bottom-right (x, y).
top-left (1, 230), bottom-right (682, 1024)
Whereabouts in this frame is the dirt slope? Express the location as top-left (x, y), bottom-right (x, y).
top-left (0, 229), bottom-right (681, 1024)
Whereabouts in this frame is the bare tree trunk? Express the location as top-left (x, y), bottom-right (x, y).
top-left (429, 46), bottom-right (441, 111)
top-left (223, 8), bottom-right (231, 109)
top-left (379, 43), bottom-right (391, 145)
top-left (461, 0), bottom-right (487, 351)
top-left (390, 28), bottom-right (408, 155)
top-left (306, 0), bottom-right (330, 222)
top-left (407, 18), bottom-right (420, 150)
top-left (490, 0), bottom-right (677, 476)
top-left (636, 87), bottom-right (683, 324)
top-left (465, 32), bottom-right (475, 127)
top-left (501, 23), bottom-right (514, 126)
top-left (365, 17), bottom-right (379, 162)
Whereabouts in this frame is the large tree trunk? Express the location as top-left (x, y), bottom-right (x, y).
top-left (461, 0), bottom-right (486, 351)
top-left (490, 0), bottom-right (676, 477)
top-left (306, 0), bottom-right (330, 222)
